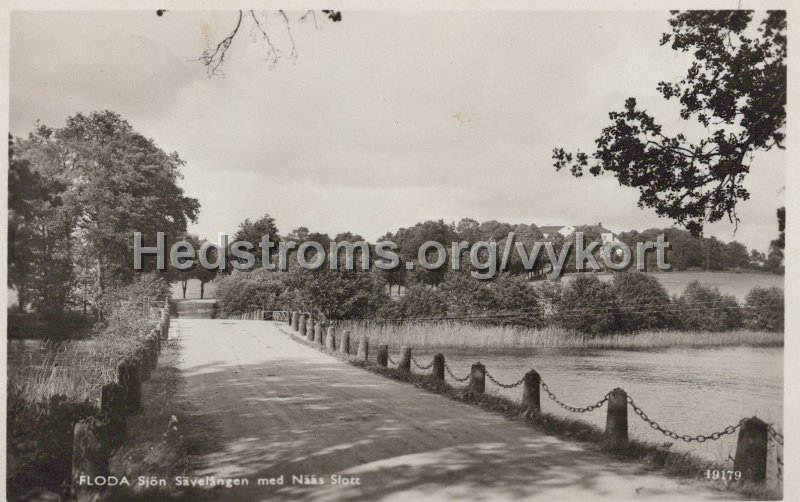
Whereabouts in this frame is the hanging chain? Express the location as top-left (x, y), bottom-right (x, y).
top-left (539, 378), bottom-right (609, 413)
top-left (626, 395), bottom-right (745, 442)
top-left (387, 354), bottom-right (397, 366)
top-left (444, 363), bottom-right (470, 382)
top-left (768, 424), bottom-right (784, 446)
top-left (411, 356), bottom-right (434, 370)
top-left (485, 371), bottom-right (525, 389)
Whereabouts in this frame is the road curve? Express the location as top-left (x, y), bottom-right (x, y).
top-left (174, 318), bottom-right (730, 501)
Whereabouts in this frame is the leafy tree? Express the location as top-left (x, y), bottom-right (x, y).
top-left (674, 281), bottom-right (743, 331)
top-left (391, 220), bottom-right (455, 286)
top-left (611, 271), bottom-right (674, 332)
top-left (554, 11), bottom-right (786, 235)
top-left (283, 264), bottom-right (388, 320)
top-left (723, 241), bottom-right (750, 270)
top-left (8, 136), bottom-right (71, 314)
top-left (231, 213), bottom-right (280, 269)
top-left (749, 249), bottom-right (766, 270)
top-left (381, 283), bottom-right (447, 319)
top-left (13, 111), bottom-right (199, 317)
top-left (558, 274), bottom-right (617, 335)
top-left (743, 286), bottom-right (783, 332)
top-left (765, 206), bottom-right (785, 273)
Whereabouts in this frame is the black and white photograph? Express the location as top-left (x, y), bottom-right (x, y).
top-left (3, 2), bottom-right (793, 501)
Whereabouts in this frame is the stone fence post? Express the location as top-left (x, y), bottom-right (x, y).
top-left (101, 383), bottom-right (127, 449)
top-left (432, 354), bottom-right (445, 382)
top-left (521, 369), bottom-right (541, 417)
top-left (326, 326), bottom-right (336, 351)
top-left (605, 388), bottom-right (628, 443)
top-left (357, 335), bottom-right (369, 360)
top-left (467, 362), bottom-right (486, 394)
top-left (298, 315), bottom-right (307, 336)
top-left (398, 346), bottom-right (411, 372)
top-left (72, 417), bottom-right (109, 502)
top-left (339, 330), bottom-right (351, 355)
top-left (377, 345), bottom-right (389, 367)
top-left (734, 417), bottom-right (768, 483)
top-left (118, 360), bottom-right (141, 414)
top-left (291, 312), bottom-right (299, 331)
top-left (306, 317), bottom-right (315, 341)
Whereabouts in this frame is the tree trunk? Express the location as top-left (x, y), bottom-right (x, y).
top-left (181, 280), bottom-right (187, 299)
top-left (200, 282), bottom-right (205, 299)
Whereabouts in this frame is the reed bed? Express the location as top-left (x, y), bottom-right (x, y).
top-left (340, 321), bottom-right (783, 352)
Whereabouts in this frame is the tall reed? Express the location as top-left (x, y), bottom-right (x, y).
top-left (340, 321), bottom-right (783, 352)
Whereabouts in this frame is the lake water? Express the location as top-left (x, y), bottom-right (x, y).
top-left (414, 346), bottom-right (783, 465)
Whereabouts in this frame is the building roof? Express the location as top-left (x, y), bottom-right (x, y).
top-left (539, 224), bottom-right (617, 235)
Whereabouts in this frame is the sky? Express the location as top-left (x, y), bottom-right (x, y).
top-left (9, 10), bottom-right (786, 252)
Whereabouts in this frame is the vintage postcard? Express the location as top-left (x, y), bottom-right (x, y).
top-left (3, 2), bottom-right (793, 501)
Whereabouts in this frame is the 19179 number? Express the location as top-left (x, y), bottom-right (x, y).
top-left (705, 470), bottom-right (741, 481)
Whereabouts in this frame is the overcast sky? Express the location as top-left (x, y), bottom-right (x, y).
top-left (10, 10), bottom-right (785, 251)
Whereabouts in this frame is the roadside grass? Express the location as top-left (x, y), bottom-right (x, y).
top-left (341, 321), bottom-right (783, 352)
top-left (279, 323), bottom-right (781, 500)
top-left (106, 338), bottom-right (217, 501)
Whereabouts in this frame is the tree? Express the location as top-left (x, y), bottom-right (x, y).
top-left (554, 11), bottom-right (786, 235)
top-left (558, 274), bottom-right (617, 336)
top-left (611, 272), bottom-right (673, 332)
top-left (8, 135), bottom-right (71, 314)
top-left (232, 214), bottom-right (280, 269)
top-left (182, 9), bottom-right (342, 76)
top-left (14, 111), bottom-right (200, 315)
top-left (765, 206), bottom-right (785, 273)
top-left (744, 286), bottom-right (783, 332)
top-left (723, 241), bottom-right (750, 270)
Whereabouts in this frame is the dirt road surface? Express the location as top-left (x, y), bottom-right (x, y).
top-left (175, 318), bottom-right (730, 501)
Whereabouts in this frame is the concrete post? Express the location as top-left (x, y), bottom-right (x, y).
top-left (377, 345), bottom-right (389, 367)
top-left (467, 362), bottom-right (486, 394)
top-left (72, 417), bottom-right (109, 502)
top-left (339, 330), bottom-right (351, 355)
top-left (298, 314), bottom-right (307, 335)
top-left (432, 354), bottom-right (445, 382)
top-left (315, 324), bottom-right (323, 345)
top-left (605, 388), bottom-right (628, 443)
top-left (118, 361), bottom-right (141, 414)
top-left (734, 417), bottom-right (769, 483)
top-left (521, 369), bottom-right (541, 416)
top-left (357, 335), bottom-right (369, 360)
top-left (326, 326), bottom-right (336, 351)
top-left (291, 312), bottom-right (299, 331)
top-left (306, 317), bottom-right (315, 341)
top-left (398, 346), bottom-right (411, 372)
top-left (101, 383), bottom-right (127, 449)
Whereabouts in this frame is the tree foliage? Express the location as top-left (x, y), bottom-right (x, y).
top-left (10, 111), bottom-right (199, 315)
top-left (554, 11), bottom-right (786, 235)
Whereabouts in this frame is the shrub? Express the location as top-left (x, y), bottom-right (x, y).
top-left (438, 273), bottom-right (497, 317)
top-left (674, 281), bottom-right (743, 331)
top-left (382, 283), bottom-right (447, 319)
top-left (611, 271), bottom-right (674, 332)
top-left (488, 274), bottom-right (543, 327)
top-left (283, 267), bottom-right (390, 320)
top-left (558, 274), bottom-right (617, 335)
top-left (743, 286), bottom-right (784, 332)
top-left (215, 269), bottom-right (290, 317)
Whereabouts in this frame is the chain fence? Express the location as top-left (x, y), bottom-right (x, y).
top-left (444, 362), bottom-right (470, 382)
top-left (411, 356), bottom-right (434, 370)
top-left (485, 370), bottom-right (525, 389)
top-left (626, 395), bottom-right (745, 443)
top-left (540, 378), bottom-right (609, 413)
top-left (280, 316), bottom-right (784, 461)
top-left (768, 424), bottom-right (784, 446)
